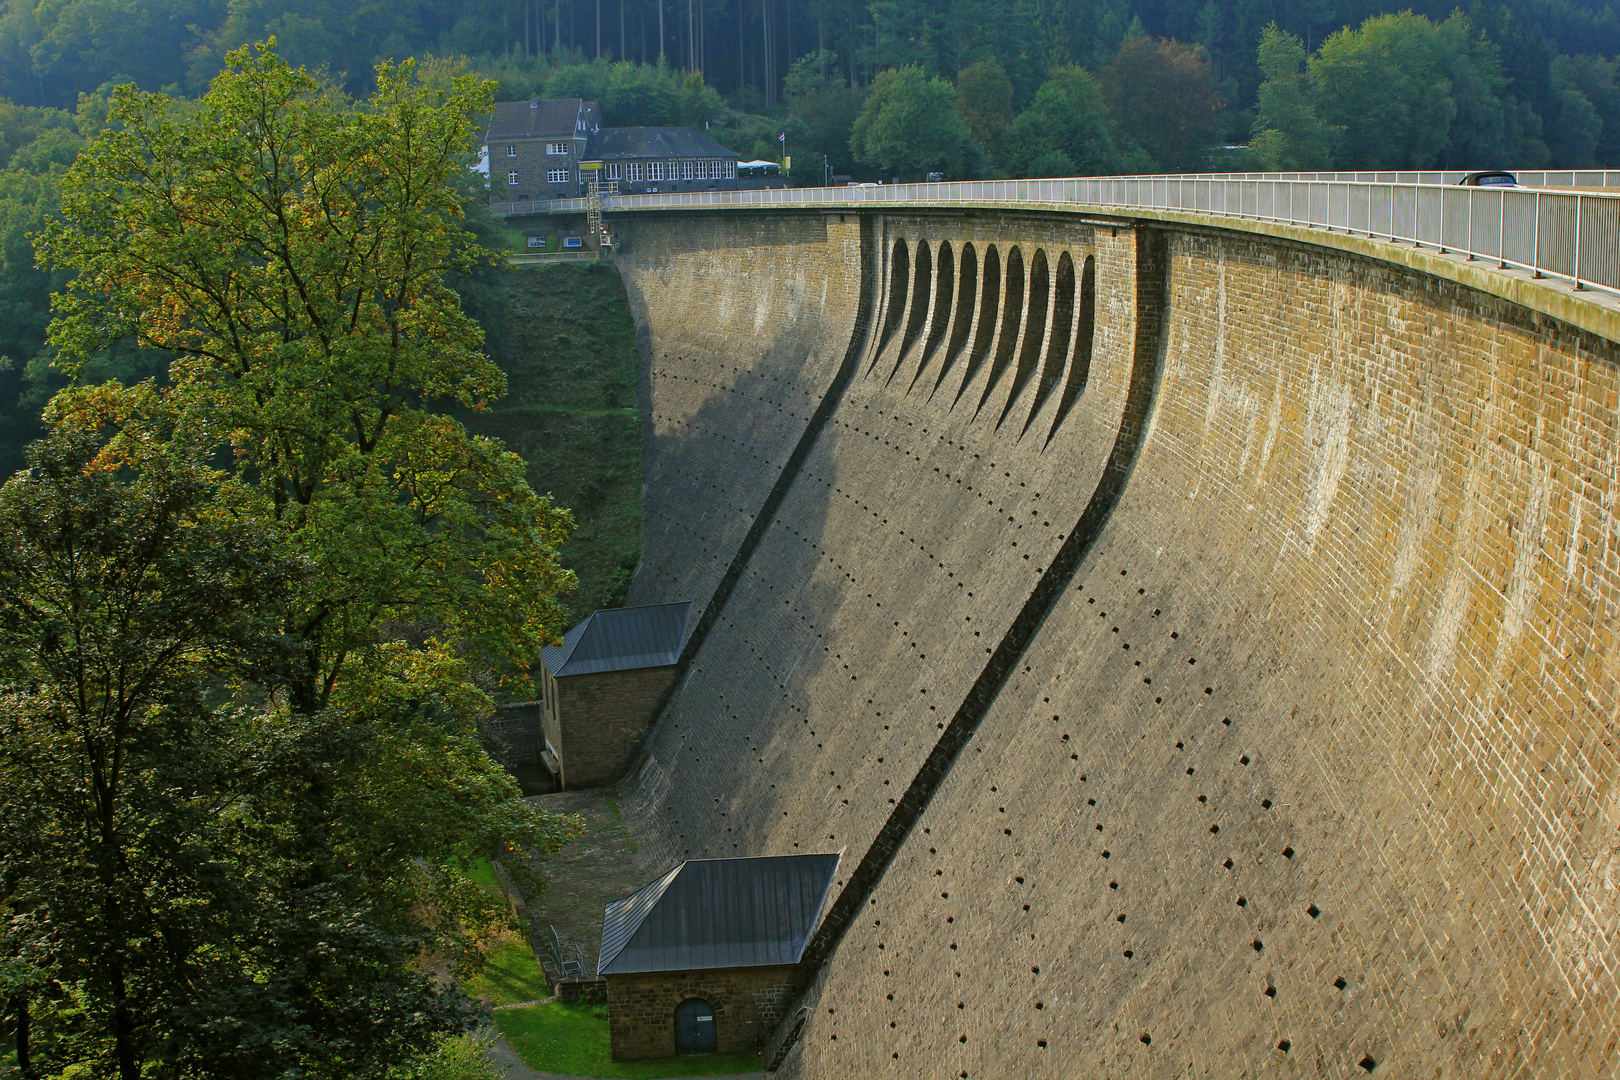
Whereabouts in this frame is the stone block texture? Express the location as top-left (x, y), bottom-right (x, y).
top-left (607, 965), bottom-right (797, 1059)
top-left (552, 665), bottom-right (678, 787)
top-left (605, 210), bottom-right (1620, 1078)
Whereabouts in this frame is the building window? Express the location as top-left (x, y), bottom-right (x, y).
top-left (507, 171), bottom-right (520, 185)
top-left (681, 160), bottom-right (694, 180)
top-left (627, 161), bottom-right (643, 182)
top-left (648, 161), bottom-right (664, 181)
top-left (547, 142), bottom-right (569, 155)
top-left (606, 163), bottom-right (620, 180)
top-left (724, 159), bottom-right (737, 179)
top-left (506, 144), bottom-right (518, 157)
top-left (547, 169), bottom-right (570, 183)
top-left (694, 160), bottom-right (709, 180)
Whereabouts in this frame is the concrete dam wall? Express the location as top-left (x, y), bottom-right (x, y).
top-left (608, 207), bottom-right (1620, 1077)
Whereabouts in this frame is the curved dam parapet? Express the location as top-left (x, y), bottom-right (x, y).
top-left (606, 205), bottom-right (1620, 1077)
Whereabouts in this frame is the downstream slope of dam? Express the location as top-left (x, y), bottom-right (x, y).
top-left (611, 208), bottom-right (1620, 1077)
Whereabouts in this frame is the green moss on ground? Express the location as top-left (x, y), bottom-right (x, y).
top-left (495, 1002), bottom-right (763, 1078)
top-left (464, 262), bottom-right (642, 627)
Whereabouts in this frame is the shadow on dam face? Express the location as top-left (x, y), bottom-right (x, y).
top-left (602, 208), bottom-right (1620, 1080)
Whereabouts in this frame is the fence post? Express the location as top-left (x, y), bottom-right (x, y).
top-left (1498, 194), bottom-right (1506, 268)
top-left (1467, 194), bottom-right (1475, 260)
top-left (1574, 194), bottom-right (1584, 289)
top-left (1532, 193), bottom-right (1541, 277)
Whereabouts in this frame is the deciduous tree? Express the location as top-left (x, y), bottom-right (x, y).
top-left (36, 43), bottom-right (577, 712)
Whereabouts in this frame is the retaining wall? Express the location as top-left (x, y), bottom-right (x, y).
top-left (607, 208), bottom-right (1620, 1077)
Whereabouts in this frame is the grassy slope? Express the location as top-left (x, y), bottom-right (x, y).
top-left (496, 1004), bottom-right (763, 1078)
top-left (464, 262), bottom-right (642, 627)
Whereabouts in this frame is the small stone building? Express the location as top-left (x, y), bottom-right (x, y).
top-left (538, 601), bottom-right (691, 789)
top-left (598, 854), bottom-right (840, 1060)
top-left (484, 97), bottom-right (601, 202)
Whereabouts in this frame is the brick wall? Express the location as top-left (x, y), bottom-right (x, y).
top-left (610, 211), bottom-right (1620, 1077)
top-left (481, 700), bottom-right (543, 769)
top-left (557, 665), bottom-right (679, 787)
top-left (606, 964), bottom-right (797, 1059)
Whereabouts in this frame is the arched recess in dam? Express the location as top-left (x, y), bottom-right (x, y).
top-left (606, 207), bottom-right (1620, 1077)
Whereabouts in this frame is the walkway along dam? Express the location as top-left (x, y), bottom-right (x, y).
top-left (569, 180), bottom-right (1620, 1076)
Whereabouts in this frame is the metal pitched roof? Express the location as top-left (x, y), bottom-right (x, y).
top-left (598, 853), bottom-right (840, 976)
top-left (540, 601), bottom-right (692, 678)
top-left (585, 127), bottom-right (740, 161)
top-left (486, 98), bottom-right (596, 140)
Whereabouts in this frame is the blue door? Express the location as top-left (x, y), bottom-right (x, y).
top-left (674, 998), bottom-right (717, 1054)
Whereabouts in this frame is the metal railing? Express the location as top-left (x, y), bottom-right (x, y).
top-left (512, 175), bottom-right (1620, 297)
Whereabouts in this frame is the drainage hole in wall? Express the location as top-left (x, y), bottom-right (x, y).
top-left (1277, 1040), bottom-right (1291, 1053)
top-left (1359, 1055), bottom-right (1377, 1072)
top-left (1123, 949), bottom-right (1134, 958)
top-left (1109, 881), bottom-right (1118, 889)
top-left (1262, 799), bottom-right (1272, 809)
top-left (1240, 755), bottom-right (1250, 765)
top-left (1116, 913), bottom-right (1126, 923)
top-left (1222, 717), bottom-right (1231, 726)
top-left (1171, 632), bottom-right (1179, 639)
top-left (1023, 904), bottom-right (1030, 911)
top-left (1101, 850), bottom-right (1110, 858)
top-left (1236, 896), bottom-right (1246, 907)
top-left (1140, 1033), bottom-right (1151, 1045)
top-left (1282, 846), bottom-right (1295, 859)
top-left (1222, 858), bottom-right (1234, 869)
top-left (1187, 767), bottom-right (1195, 775)
top-left (1037, 1039), bottom-right (1047, 1048)
top-left (1334, 977), bottom-right (1347, 990)
top-left (1197, 795), bottom-right (1207, 803)
top-left (1307, 903), bottom-right (1321, 918)
top-left (1035, 1001), bottom-right (1044, 1010)
top-left (1210, 824), bottom-right (1220, 833)
top-left (1252, 939), bottom-right (1263, 952)
top-left (1264, 986), bottom-right (1276, 998)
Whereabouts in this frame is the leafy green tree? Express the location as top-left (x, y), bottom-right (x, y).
top-left (1549, 53), bottom-right (1620, 167)
top-left (1248, 24), bottom-right (1338, 171)
top-left (955, 58), bottom-right (1015, 168)
top-left (783, 51), bottom-right (866, 173)
top-left (1310, 12), bottom-right (1503, 170)
top-left (1003, 64), bottom-right (1122, 176)
top-left (36, 43), bottom-right (577, 712)
top-left (1100, 37), bottom-right (1223, 171)
top-left (850, 64), bottom-right (980, 178)
top-left (0, 424), bottom-right (581, 1079)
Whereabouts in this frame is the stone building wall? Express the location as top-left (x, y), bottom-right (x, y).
top-left (607, 210), bottom-right (1620, 1077)
top-left (606, 964), bottom-right (797, 1059)
top-left (555, 665), bottom-right (679, 787)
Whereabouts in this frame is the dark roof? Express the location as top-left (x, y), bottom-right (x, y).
top-left (540, 601), bottom-right (692, 678)
top-left (598, 854), bottom-right (840, 976)
top-left (486, 98), bottom-right (595, 141)
top-left (586, 127), bottom-right (740, 161)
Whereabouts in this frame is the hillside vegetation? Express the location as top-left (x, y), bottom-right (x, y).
top-left (466, 263), bottom-right (642, 625)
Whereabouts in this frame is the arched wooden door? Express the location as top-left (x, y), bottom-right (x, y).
top-left (673, 997), bottom-right (717, 1054)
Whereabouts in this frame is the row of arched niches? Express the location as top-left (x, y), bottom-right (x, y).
top-left (868, 233), bottom-right (1099, 446)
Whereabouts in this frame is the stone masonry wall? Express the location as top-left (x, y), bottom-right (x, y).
top-left (611, 211), bottom-right (1620, 1077)
top-left (607, 964), bottom-right (797, 1059)
top-left (556, 666), bottom-right (678, 787)
top-left (614, 211), bottom-right (866, 628)
top-left (616, 212), bottom-right (1140, 878)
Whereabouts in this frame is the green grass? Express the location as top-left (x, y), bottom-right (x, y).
top-left (464, 931), bottom-right (553, 1007)
top-left (496, 1002), bottom-right (763, 1078)
top-left (464, 856), bottom-right (503, 898)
